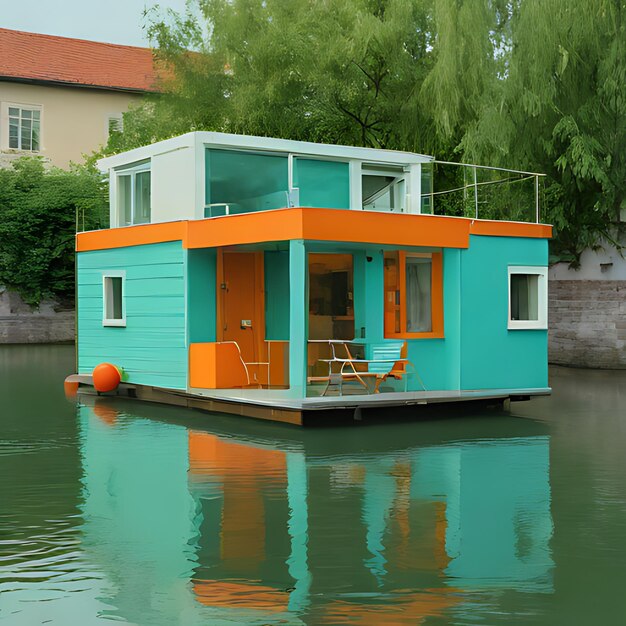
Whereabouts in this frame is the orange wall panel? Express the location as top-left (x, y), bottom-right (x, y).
top-left (189, 342), bottom-right (249, 389)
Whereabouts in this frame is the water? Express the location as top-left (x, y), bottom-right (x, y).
top-left (0, 345), bottom-right (625, 625)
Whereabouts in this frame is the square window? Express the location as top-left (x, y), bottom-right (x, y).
top-left (508, 267), bottom-right (548, 329)
top-left (103, 274), bottom-right (126, 326)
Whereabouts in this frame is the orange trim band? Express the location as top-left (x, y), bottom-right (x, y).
top-left (470, 219), bottom-right (552, 239)
top-left (76, 221), bottom-right (187, 252)
top-left (76, 208), bottom-right (552, 253)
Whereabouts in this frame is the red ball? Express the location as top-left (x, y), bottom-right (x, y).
top-left (92, 363), bottom-right (121, 393)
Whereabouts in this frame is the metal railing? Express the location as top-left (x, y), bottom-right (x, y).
top-left (420, 161), bottom-right (545, 224)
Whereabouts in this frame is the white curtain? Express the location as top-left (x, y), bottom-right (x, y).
top-left (406, 257), bottom-right (432, 332)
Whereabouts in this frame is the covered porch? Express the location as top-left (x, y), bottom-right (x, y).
top-left (187, 238), bottom-right (439, 399)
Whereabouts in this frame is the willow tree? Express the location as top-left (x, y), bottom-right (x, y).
top-left (463, 0), bottom-right (626, 264)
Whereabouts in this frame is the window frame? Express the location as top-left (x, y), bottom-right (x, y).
top-left (2, 102), bottom-right (43, 152)
top-left (384, 251), bottom-right (444, 339)
top-left (115, 163), bottom-right (151, 227)
top-left (507, 266), bottom-right (548, 330)
top-left (361, 164), bottom-right (408, 213)
top-left (102, 271), bottom-right (126, 327)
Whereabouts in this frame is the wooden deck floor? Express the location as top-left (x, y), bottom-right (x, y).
top-left (69, 374), bottom-right (551, 426)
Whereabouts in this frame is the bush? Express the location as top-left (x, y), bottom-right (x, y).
top-left (0, 158), bottom-right (108, 307)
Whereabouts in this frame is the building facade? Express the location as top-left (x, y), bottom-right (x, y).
top-left (0, 28), bottom-right (160, 168)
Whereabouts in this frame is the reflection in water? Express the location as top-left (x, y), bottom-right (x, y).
top-left (4, 348), bottom-right (626, 625)
top-left (78, 401), bottom-right (553, 625)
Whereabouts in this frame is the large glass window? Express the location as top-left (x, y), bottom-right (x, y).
top-left (293, 158), bottom-right (350, 209)
top-left (117, 166), bottom-right (151, 226)
top-left (508, 267), bottom-right (548, 329)
top-left (362, 165), bottom-right (406, 212)
top-left (206, 149), bottom-right (289, 216)
top-left (384, 251), bottom-right (443, 338)
top-left (8, 106), bottom-right (41, 151)
top-left (308, 254), bottom-right (354, 340)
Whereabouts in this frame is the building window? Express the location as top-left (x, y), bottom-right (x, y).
top-left (384, 251), bottom-right (443, 338)
top-left (508, 266), bottom-right (548, 329)
top-left (108, 114), bottom-right (123, 136)
top-left (117, 166), bottom-right (151, 226)
top-left (103, 273), bottom-right (126, 327)
top-left (362, 165), bottom-right (407, 212)
top-left (8, 106), bottom-right (41, 151)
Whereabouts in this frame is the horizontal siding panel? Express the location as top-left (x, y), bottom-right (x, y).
top-left (78, 263), bottom-right (184, 285)
top-left (77, 241), bottom-right (188, 390)
top-left (78, 315), bottom-right (185, 327)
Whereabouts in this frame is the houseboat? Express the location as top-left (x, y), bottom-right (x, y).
top-left (67, 132), bottom-right (552, 425)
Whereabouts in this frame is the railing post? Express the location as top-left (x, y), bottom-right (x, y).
top-left (535, 175), bottom-right (540, 223)
top-left (473, 166), bottom-right (479, 219)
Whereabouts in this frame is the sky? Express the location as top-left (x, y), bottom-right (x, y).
top-left (0, 0), bottom-right (191, 47)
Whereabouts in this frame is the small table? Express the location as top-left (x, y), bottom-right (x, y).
top-left (309, 340), bottom-right (406, 396)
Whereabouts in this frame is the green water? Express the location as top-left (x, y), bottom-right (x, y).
top-left (1, 345), bottom-right (625, 625)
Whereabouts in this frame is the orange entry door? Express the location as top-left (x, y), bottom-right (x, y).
top-left (218, 251), bottom-right (265, 365)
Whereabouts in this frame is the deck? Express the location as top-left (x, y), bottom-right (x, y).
top-left (67, 374), bottom-right (551, 426)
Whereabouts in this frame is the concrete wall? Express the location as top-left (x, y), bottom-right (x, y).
top-left (0, 81), bottom-right (142, 168)
top-left (549, 279), bottom-right (626, 369)
top-left (0, 286), bottom-right (74, 343)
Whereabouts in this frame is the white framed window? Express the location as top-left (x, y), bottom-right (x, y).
top-left (116, 164), bottom-right (151, 226)
top-left (103, 272), bottom-right (126, 327)
top-left (508, 266), bottom-right (548, 330)
top-left (361, 164), bottom-right (407, 212)
top-left (3, 103), bottom-right (42, 151)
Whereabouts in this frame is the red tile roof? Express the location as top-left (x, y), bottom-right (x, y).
top-left (0, 28), bottom-right (163, 92)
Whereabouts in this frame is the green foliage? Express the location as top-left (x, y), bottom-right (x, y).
top-left (0, 158), bottom-right (108, 306)
top-left (462, 0), bottom-right (626, 264)
top-left (97, 0), bottom-right (625, 264)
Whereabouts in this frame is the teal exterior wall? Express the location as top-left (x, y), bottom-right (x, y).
top-left (304, 235), bottom-right (547, 393)
top-left (294, 159), bottom-right (350, 209)
top-left (353, 248), bottom-right (385, 343)
top-left (77, 241), bottom-right (187, 390)
top-left (265, 251), bottom-right (290, 340)
top-left (459, 235), bottom-right (548, 390)
top-left (187, 248), bottom-right (217, 344)
top-left (404, 248), bottom-right (462, 391)
top-left (75, 232), bottom-right (547, 395)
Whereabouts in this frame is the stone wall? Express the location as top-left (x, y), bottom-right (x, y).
top-left (549, 280), bottom-right (626, 369)
top-left (0, 287), bottom-right (75, 344)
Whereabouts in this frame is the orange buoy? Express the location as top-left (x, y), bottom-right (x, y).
top-left (92, 363), bottom-right (122, 393)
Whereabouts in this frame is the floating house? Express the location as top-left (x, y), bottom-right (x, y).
top-left (70, 132), bottom-right (552, 425)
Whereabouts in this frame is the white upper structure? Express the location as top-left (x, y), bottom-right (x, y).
top-left (97, 131), bottom-right (434, 228)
